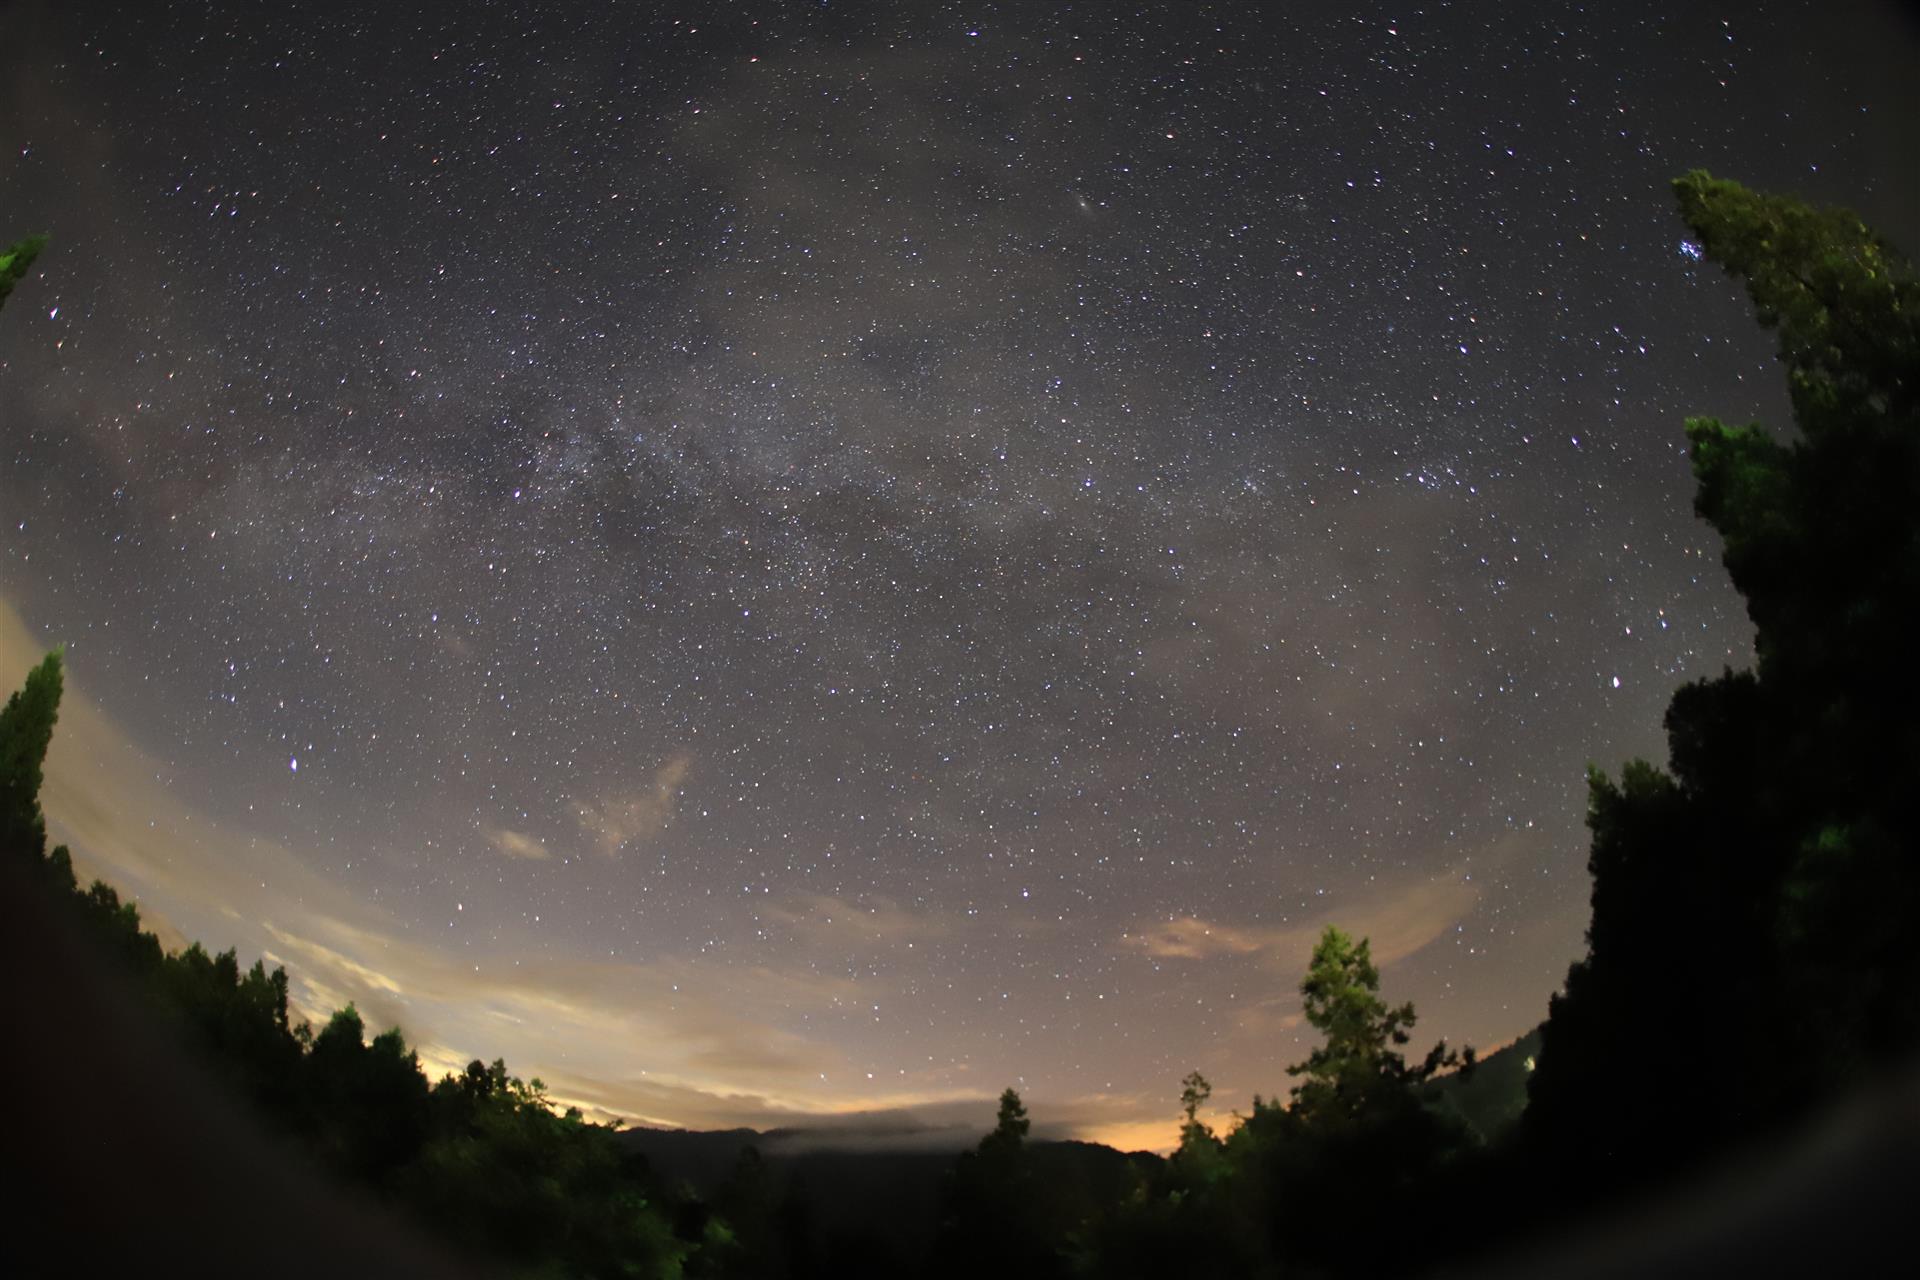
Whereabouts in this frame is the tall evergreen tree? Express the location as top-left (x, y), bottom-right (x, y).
top-left (1287, 925), bottom-right (1464, 1125)
top-left (1529, 173), bottom-right (1920, 1186)
top-left (0, 649), bottom-right (63, 860)
top-left (1177, 1071), bottom-right (1211, 1140)
top-left (938, 1086), bottom-right (1067, 1280)
top-left (983, 1085), bottom-right (1031, 1156)
top-left (1189, 927), bottom-right (1470, 1278)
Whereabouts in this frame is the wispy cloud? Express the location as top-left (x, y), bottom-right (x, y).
top-left (0, 599), bottom-right (953, 1127)
top-left (573, 753), bottom-right (691, 856)
top-left (1125, 869), bottom-right (1480, 972)
top-left (481, 825), bottom-right (551, 861)
top-left (762, 891), bottom-right (950, 947)
top-left (1124, 916), bottom-right (1272, 960)
top-left (1, 595), bottom-right (1491, 1148)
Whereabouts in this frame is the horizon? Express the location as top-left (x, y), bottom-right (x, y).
top-left (4, 0), bottom-right (1916, 1154)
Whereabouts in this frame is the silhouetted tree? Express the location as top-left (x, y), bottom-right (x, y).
top-left (0, 649), bottom-right (62, 860)
top-left (698, 1144), bottom-right (797, 1279)
top-left (1287, 925), bottom-right (1466, 1126)
top-left (983, 1085), bottom-right (1031, 1156)
top-left (1205, 926), bottom-right (1471, 1275)
top-left (1528, 173), bottom-right (1920, 1190)
top-left (0, 653), bottom-right (701, 1277)
top-left (1083, 927), bottom-right (1480, 1278)
top-left (1169, 1068), bottom-right (1226, 1189)
top-left (936, 1086), bottom-right (1069, 1280)
top-left (1177, 1071), bottom-right (1211, 1141)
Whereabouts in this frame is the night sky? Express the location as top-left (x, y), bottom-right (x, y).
top-left (3, 1), bottom-right (1916, 1148)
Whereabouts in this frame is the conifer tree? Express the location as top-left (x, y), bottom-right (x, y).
top-left (0, 649), bottom-right (63, 860)
top-left (1287, 926), bottom-right (1463, 1125)
top-left (1529, 173), bottom-right (1920, 1183)
top-left (983, 1085), bottom-right (1031, 1156)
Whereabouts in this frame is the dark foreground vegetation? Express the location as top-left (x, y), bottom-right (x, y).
top-left (3, 171), bottom-right (1917, 1276)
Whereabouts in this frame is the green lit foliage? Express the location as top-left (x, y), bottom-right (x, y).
top-left (0, 233), bottom-right (48, 314)
top-left (0, 650), bottom-right (62, 861)
top-left (1286, 926), bottom-right (1467, 1127)
top-left (1529, 173), bottom-right (1920, 1187)
top-left (401, 1059), bottom-right (686, 1277)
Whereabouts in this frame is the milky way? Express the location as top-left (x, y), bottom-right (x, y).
top-left (3, 1), bottom-right (1915, 1146)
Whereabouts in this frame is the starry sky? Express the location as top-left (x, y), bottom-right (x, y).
top-left (3, 0), bottom-right (1916, 1149)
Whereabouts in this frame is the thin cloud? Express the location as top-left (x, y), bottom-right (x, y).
top-left (1125, 868), bottom-right (1480, 972)
top-left (762, 891), bottom-right (952, 947)
top-left (0, 593), bottom-right (1492, 1145)
top-left (1124, 916), bottom-right (1271, 960)
top-left (0, 599), bottom-right (956, 1126)
top-left (481, 825), bottom-right (551, 861)
top-left (574, 752), bottom-right (691, 856)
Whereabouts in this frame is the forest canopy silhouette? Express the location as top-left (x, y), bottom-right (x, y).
top-left (3, 170), bottom-right (1918, 1277)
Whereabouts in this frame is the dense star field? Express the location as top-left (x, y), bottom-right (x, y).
top-left (2, 1), bottom-right (1914, 1146)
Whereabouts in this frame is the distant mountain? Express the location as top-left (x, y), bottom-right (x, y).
top-left (617, 1126), bottom-right (771, 1191)
top-left (609, 1051), bottom-right (1543, 1274)
top-left (617, 1114), bottom-right (986, 1192)
top-left (1425, 1025), bottom-right (1542, 1144)
top-left (618, 1123), bottom-right (1157, 1271)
